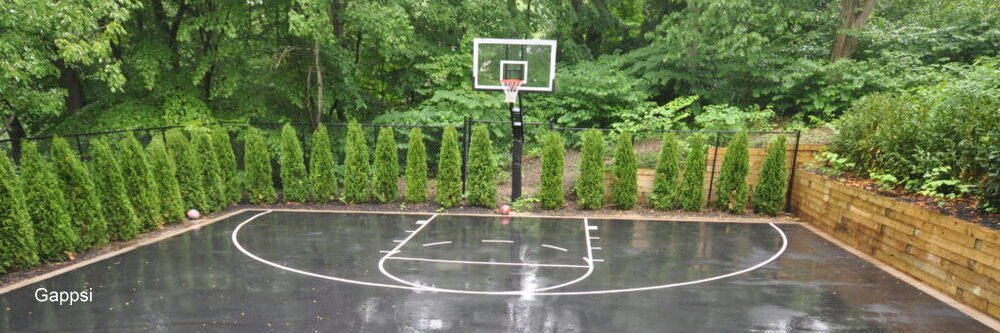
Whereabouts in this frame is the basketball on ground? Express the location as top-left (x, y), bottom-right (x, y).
top-left (498, 204), bottom-right (511, 215)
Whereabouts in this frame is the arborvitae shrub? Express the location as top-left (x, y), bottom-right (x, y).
top-left (343, 121), bottom-right (371, 203)
top-left (0, 152), bottom-right (38, 272)
top-left (244, 128), bottom-right (277, 204)
top-left (194, 132), bottom-right (228, 211)
top-left (166, 130), bottom-right (208, 211)
top-left (576, 130), bottom-right (605, 210)
top-left (404, 128), bottom-right (428, 203)
top-left (753, 135), bottom-right (788, 215)
top-left (372, 127), bottom-right (399, 203)
top-left (678, 136), bottom-right (707, 211)
top-left (19, 143), bottom-right (77, 261)
top-left (146, 139), bottom-right (186, 223)
top-left (212, 127), bottom-right (240, 204)
top-left (715, 132), bottom-right (750, 213)
top-left (649, 133), bottom-right (681, 210)
top-left (466, 125), bottom-right (496, 207)
top-left (279, 124), bottom-right (310, 202)
top-left (539, 132), bottom-right (565, 209)
top-left (436, 127), bottom-right (462, 208)
top-left (610, 131), bottom-right (638, 209)
top-left (117, 133), bottom-right (163, 230)
top-left (50, 137), bottom-right (108, 248)
top-left (89, 138), bottom-right (142, 241)
top-left (309, 125), bottom-right (338, 202)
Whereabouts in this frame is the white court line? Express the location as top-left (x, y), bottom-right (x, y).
top-left (379, 250), bottom-right (392, 254)
top-left (589, 237), bottom-right (600, 240)
top-left (421, 241), bottom-right (452, 247)
top-left (392, 240), bottom-right (404, 243)
top-left (405, 230), bottom-right (416, 233)
top-left (587, 225), bottom-right (598, 230)
top-left (387, 256), bottom-right (588, 268)
top-left (592, 259), bottom-right (605, 262)
top-left (481, 239), bottom-right (514, 244)
top-left (541, 244), bottom-right (568, 252)
top-left (592, 247), bottom-right (602, 250)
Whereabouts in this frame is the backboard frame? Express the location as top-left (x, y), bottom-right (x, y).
top-left (473, 38), bottom-right (557, 93)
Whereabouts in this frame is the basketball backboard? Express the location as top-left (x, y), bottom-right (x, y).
top-left (473, 38), bottom-right (557, 93)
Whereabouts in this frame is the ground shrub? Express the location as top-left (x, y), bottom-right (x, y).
top-left (309, 125), bottom-right (338, 203)
top-left (539, 132), bottom-right (565, 210)
top-left (19, 142), bottom-right (77, 261)
top-left (405, 128), bottom-right (428, 203)
top-left (166, 130), bottom-right (209, 211)
top-left (244, 128), bottom-right (277, 204)
top-left (212, 127), bottom-right (240, 204)
top-left (466, 125), bottom-right (496, 207)
top-left (89, 138), bottom-right (142, 241)
top-left (678, 136), bottom-right (707, 211)
top-left (50, 138), bottom-right (108, 248)
top-left (117, 133), bottom-right (163, 230)
top-left (372, 127), bottom-right (400, 203)
top-left (436, 127), bottom-right (462, 208)
top-left (649, 133), bottom-right (680, 210)
top-left (575, 130), bottom-right (605, 210)
top-left (146, 139), bottom-right (186, 223)
top-left (715, 132), bottom-right (750, 213)
top-left (343, 121), bottom-right (371, 203)
top-left (754, 135), bottom-right (788, 215)
top-left (0, 152), bottom-right (38, 272)
top-left (610, 131), bottom-right (638, 209)
top-left (194, 132), bottom-right (228, 211)
top-left (279, 124), bottom-right (310, 202)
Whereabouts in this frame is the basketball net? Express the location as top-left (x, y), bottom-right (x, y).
top-left (501, 79), bottom-right (523, 103)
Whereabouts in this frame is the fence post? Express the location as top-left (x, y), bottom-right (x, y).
top-left (74, 136), bottom-right (84, 156)
top-left (706, 133), bottom-right (721, 205)
top-left (785, 131), bottom-right (801, 212)
top-left (462, 117), bottom-right (471, 194)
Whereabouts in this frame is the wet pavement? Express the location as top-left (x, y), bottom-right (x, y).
top-left (0, 210), bottom-right (992, 332)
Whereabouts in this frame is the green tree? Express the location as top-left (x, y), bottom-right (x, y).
top-left (436, 127), bottom-right (463, 208)
top-left (244, 128), bottom-right (277, 204)
top-left (754, 135), bottom-right (788, 215)
top-left (146, 139), bottom-right (186, 223)
top-left (679, 136), bottom-right (707, 211)
top-left (19, 142), bottom-right (78, 261)
top-left (117, 133), bottom-right (163, 230)
top-left (649, 133), bottom-right (681, 210)
top-left (0, 151), bottom-right (38, 272)
top-left (309, 125), bottom-right (338, 202)
top-left (194, 132), bottom-right (228, 211)
top-left (610, 131), bottom-right (638, 209)
top-left (372, 127), bottom-right (400, 203)
top-left (715, 132), bottom-right (750, 213)
top-left (539, 132), bottom-right (566, 210)
top-left (212, 128), bottom-right (240, 204)
top-left (467, 125), bottom-right (496, 207)
top-left (279, 124), bottom-right (310, 202)
top-left (166, 130), bottom-right (208, 211)
top-left (343, 121), bottom-right (371, 203)
top-left (50, 138), bottom-right (108, 248)
top-left (404, 128), bottom-right (428, 203)
top-left (576, 130), bottom-right (606, 210)
top-left (89, 138), bottom-right (142, 241)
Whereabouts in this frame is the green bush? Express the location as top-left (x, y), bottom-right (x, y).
top-left (166, 130), bottom-right (209, 211)
top-left (404, 128), bottom-right (428, 203)
top-left (715, 132), bottom-right (750, 213)
top-left (436, 127), bottom-right (462, 208)
top-left (146, 139), bottom-right (186, 223)
top-left (20, 143), bottom-right (78, 261)
top-left (343, 121), bottom-right (371, 203)
top-left (244, 128), bottom-right (277, 204)
top-left (212, 127), bottom-right (240, 204)
top-left (575, 130), bottom-right (605, 210)
top-left (981, 130), bottom-right (1000, 212)
top-left (309, 125), bottom-right (338, 203)
top-left (194, 132), bottom-right (228, 211)
top-left (117, 133), bottom-right (163, 230)
top-left (466, 124), bottom-right (496, 207)
top-left (50, 137), bottom-right (108, 248)
top-left (539, 132), bottom-right (565, 210)
top-left (372, 127), bottom-right (400, 203)
top-left (279, 124), bottom-right (310, 202)
top-left (678, 136), bottom-right (707, 211)
top-left (753, 135), bottom-right (788, 215)
top-left (610, 132), bottom-right (637, 209)
top-left (89, 138), bottom-right (142, 241)
top-left (0, 151), bottom-right (38, 272)
top-left (649, 133), bottom-right (681, 210)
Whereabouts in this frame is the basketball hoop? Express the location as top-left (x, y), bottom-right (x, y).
top-left (501, 79), bottom-right (523, 103)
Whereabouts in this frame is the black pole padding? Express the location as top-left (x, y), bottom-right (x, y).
top-left (510, 103), bottom-right (524, 202)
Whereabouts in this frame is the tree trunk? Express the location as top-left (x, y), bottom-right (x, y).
top-left (7, 114), bottom-right (26, 163)
top-left (831, 0), bottom-right (876, 61)
top-left (313, 40), bottom-right (324, 129)
top-left (58, 63), bottom-right (86, 115)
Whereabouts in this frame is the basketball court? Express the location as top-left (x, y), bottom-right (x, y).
top-left (0, 210), bottom-right (993, 332)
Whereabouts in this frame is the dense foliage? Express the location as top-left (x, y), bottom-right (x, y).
top-left (146, 139), bottom-right (186, 222)
top-left (166, 130), bottom-right (208, 211)
top-left (19, 143), bottom-right (78, 261)
top-left (754, 136), bottom-right (788, 215)
top-left (610, 132), bottom-right (638, 209)
top-left (89, 138), bottom-right (142, 241)
top-left (649, 134), bottom-right (681, 210)
top-left (279, 124), bottom-right (310, 203)
top-left (404, 128), bottom-right (428, 203)
top-left (539, 132), bottom-right (566, 210)
top-left (343, 121), bottom-right (371, 204)
top-left (679, 136), bottom-right (707, 211)
top-left (244, 129), bottom-right (277, 204)
top-left (576, 130), bottom-right (605, 210)
top-left (0, 151), bottom-right (38, 272)
top-left (212, 128), bottom-right (240, 204)
top-left (436, 127), bottom-right (462, 208)
top-left (715, 132), bottom-right (750, 214)
top-left (195, 132), bottom-right (229, 211)
top-left (116, 133), bottom-right (163, 230)
top-left (466, 125), bottom-right (496, 208)
top-left (309, 125), bottom-right (338, 203)
top-left (372, 127), bottom-right (400, 203)
top-left (50, 138), bottom-right (108, 248)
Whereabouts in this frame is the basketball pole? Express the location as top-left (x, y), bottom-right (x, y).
top-left (509, 99), bottom-right (524, 202)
